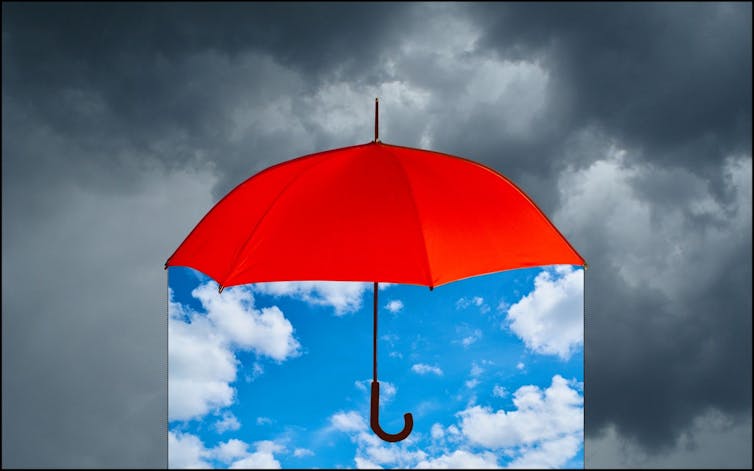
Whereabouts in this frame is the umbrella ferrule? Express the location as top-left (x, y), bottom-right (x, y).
top-left (374, 97), bottom-right (379, 142)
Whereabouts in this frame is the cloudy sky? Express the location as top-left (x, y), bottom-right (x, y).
top-left (168, 264), bottom-right (584, 468)
top-left (2, 2), bottom-right (751, 469)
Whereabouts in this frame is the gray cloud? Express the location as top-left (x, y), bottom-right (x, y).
top-left (2, 2), bottom-right (751, 468)
top-left (468, 2), bottom-right (751, 179)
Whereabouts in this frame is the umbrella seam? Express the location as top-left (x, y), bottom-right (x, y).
top-left (221, 149), bottom-right (348, 285)
top-left (380, 142), bottom-right (585, 265)
top-left (165, 142), bottom-right (373, 269)
top-left (381, 144), bottom-right (435, 287)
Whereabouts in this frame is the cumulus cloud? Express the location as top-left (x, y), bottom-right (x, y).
top-left (169, 305), bottom-right (236, 421)
top-left (492, 385), bottom-right (507, 398)
top-left (169, 284), bottom-right (300, 421)
top-left (355, 456), bottom-right (383, 469)
top-left (505, 266), bottom-right (583, 360)
top-left (430, 423), bottom-right (445, 441)
top-left (169, 431), bottom-right (211, 469)
top-left (411, 363), bottom-right (444, 376)
top-left (330, 411), bottom-right (368, 433)
top-left (169, 432), bottom-right (283, 469)
top-left (228, 441), bottom-right (283, 469)
top-left (214, 412), bottom-right (241, 433)
top-left (327, 410), bottom-right (429, 468)
top-left (331, 407), bottom-right (502, 469)
top-left (193, 284), bottom-right (301, 361)
top-left (506, 434), bottom-right (582, 469)
top-left (353, 431), bottom-right (428, 469)
top-left (458, 375), bottom-right (583, 467)
top-left (213, 439), bottom-right (250, 463)
top-left (385, 299), bottom-right (404, 313)
top-left (252, 281), bottom-right (370, 315)
top-left (415, 450), bottom-right (500, 469)
top-left (293, 448), bottom-right (314, 458)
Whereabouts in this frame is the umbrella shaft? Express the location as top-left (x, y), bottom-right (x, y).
top-left (373, 281), bottom-right (378, 382)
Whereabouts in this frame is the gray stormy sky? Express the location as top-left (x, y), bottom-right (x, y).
top-left (2, 2), bottom-right (751, 468)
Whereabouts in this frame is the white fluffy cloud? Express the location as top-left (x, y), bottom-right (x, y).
top-left (293, 448), bottom-right (314, 458)
top-left (505, 266), bottom-right (583, 360)
top-left (411, 363), bottom-right (444, 376)
top-left (385, 299), bottom-right (404, 313)
top-left (169, 284), bottom-right (300, 421)
top-left (169, 300), bottom-right (237, 421)
top-left (330, 411), bottom-right (368, 433)
top-left (431, 423), bottom-right (445, 440)
top-left (214, 412), bottom-right (241, 433)
top-left (193, 283), bottom-right (301, 361)
top-left (329, 377), bottom-right (581, 468)
top-left (213, 439), bottom-right (249, 463)
top-left (328, 410), bottom-right (428, 469)
top-left (492, 385), bottom-right (507, 398)
top-left (458, 375), bottom-right (583, 467)
top-left (333, 411), bottom-right (497, 469)
top-left (415, 450), bottom-right (500, 469)
top-left (252, 281), bottom-right (370, 315)
top-left (169, 431), bottom-right (211, 469)
top-left (228, 441), bottom-right (283, 469)
top-left (168, 432), bottom-right (283, 469)
top-left (507, 434), bottom-right (582, 469)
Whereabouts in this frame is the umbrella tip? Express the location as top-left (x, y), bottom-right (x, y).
top-left (374, 97), bottom-right (379, 142)
top-left (583, 262), bottom-right (589, 271)
top-left (218, 285), bottom-right (224, 294)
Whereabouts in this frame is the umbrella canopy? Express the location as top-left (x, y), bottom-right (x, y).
top-left (166, 100), bottom-right (585, 443)
top-left (166, 143), bottom-right (584, 290)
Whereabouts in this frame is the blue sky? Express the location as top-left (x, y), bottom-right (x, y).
top-left (168, 265), bottom-right (584, 469)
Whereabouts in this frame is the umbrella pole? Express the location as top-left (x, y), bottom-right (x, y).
top-left (370, 281), bottom-right (414, 442)
top-left (373, 281), bottom-right (378, 382)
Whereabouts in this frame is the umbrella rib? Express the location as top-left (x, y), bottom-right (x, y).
top-left (220, 151), bottom-right (344, 286)
top-left (381, 145), bottom-right (435, 287)
top-left (374, 142), bottom-right (585, 265)
top-left (165, 144), bottom-right (369, 271)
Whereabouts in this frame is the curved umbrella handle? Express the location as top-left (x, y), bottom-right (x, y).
top-left (370, 381), bottom-right (413, 442)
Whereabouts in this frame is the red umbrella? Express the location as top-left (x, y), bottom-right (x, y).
top-left (166, 99), bottom-right (585, 442)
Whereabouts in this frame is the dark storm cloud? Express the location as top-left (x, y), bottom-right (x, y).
top-left (2, 2), bottom-right (411, 189)
top-left (469, 2), bottom-right (751, 177)
top-left (2, 3), bottom-right (416, 467)
top-left (460, 1), bottom-right (753, 454)
top-left (2, 2), bottom-right (751, 468)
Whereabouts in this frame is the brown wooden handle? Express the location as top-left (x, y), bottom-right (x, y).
top-left (370, 381), bottom-right (413, 442)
